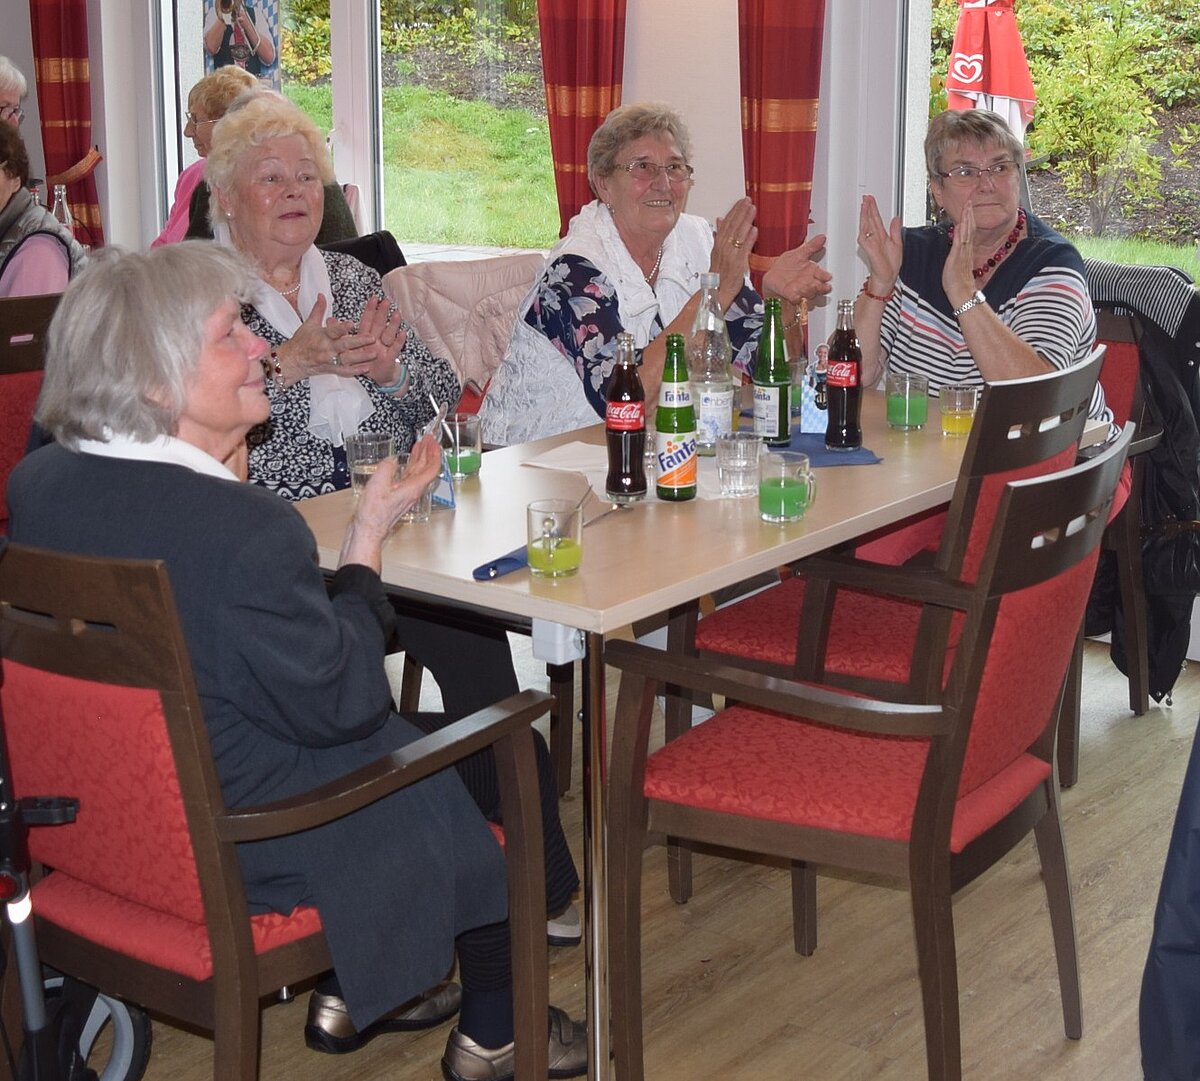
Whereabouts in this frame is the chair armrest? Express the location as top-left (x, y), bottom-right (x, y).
top-left (605, 640), bottom-right (949, 738)
top-left (214, 689), bottom-right (551, 843)
top-left (792, 550), bottom-right (973, 609)
top-left (1130, 422), bottom-right (1162, 457)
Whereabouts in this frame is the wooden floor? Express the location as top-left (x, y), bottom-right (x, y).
top-left (124, 639), bottom-right (1193, 1081)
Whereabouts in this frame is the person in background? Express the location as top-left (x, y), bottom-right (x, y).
top-left (8, 243), bottom-right (588, 1081)
top-left (481, 101), bottom-right (832, 446)
top-left (152, 66), bottom-right (256, 248)
top-left (0, 124), bottom-right (86, 297)
top-left (203, 0), bottom-right (276, 76)
top-left (0, 56), bottom-right (26, 128)
top-left (855, 108), bottom-right (1109, 425)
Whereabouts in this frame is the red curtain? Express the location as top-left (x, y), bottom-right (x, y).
top-left (738, 0), bottom-right (825, 286)
top-left (30, 0), bottom-right (104, 245)
top-left (537, 0), bottom-right (627, 237)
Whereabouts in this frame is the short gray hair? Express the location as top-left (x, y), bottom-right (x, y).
top-left (925, 109), bottom-right (1024, 179)
top-left (0, 56), bottom-right (27, 100)
top-left (205, 91), bottom-right (334, 220)
top-left (587, 102), bottom-right (694, 194)
top-left (36, 243), bottom-right (258, 448)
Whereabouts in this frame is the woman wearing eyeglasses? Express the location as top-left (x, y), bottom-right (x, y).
top-left (151, 67), bottom-right (257, 248)
top-left (481, 101), bottom-right (832, 445)
top-left (856, 108), bottom-right (1108, 423)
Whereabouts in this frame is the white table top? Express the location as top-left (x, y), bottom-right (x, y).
top-left (297, 389), bottom-right (976, 634)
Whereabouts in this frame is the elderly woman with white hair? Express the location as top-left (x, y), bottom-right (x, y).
top-left (7, 243), bottom-right (587, 1081)
top-left (0, 55), bottom-right (26, 127)
top-left (203, 92), bottom-right (455, 500)
top-left (481, 101), bottom-right (833, 446)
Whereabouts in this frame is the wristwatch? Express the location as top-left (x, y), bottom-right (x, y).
top-left (952, 290), bottom-right (987, 318)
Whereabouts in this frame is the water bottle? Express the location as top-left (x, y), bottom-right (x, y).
top-left (50, 185), bottom-right (74, 235)
top-left (688, 272), bottom-right (734, 457)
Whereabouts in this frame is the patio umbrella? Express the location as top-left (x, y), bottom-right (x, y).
top-left (945, 0), bottom-right (1036, 143)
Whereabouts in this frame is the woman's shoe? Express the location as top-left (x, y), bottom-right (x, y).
top-left (547, 902), bottom-right (581, 947)
top-left (304, 981), bottom-right (462, 1054)
top-left (440, 1005), bottom-right (587, 1081)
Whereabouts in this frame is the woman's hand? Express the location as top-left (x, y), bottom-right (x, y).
top-left (351, 297), bottom-right (409, 386)
top-left (272, 294), bottom-right (378, 386)
top-left (762, 234), bottom-right (832, 304)
top-left (711, 197), bottom-right (758, 307)
top-left (339, 435), bottom-right (442, 571)
top-left (858, 195), bottom-right (902, 293)
top-left (942, 200), bottom-right (977, 311)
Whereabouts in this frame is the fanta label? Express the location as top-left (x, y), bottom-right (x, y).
top-left (655, 432), bottom-right (697, 489)
top-left (606, 401), bottom-right (645, 430)
top-left (660, 383), bottom-right (693, 407)
top-left (827, 361), bottom-right (858, 388)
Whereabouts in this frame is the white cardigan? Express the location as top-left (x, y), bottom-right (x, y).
top-left (481, 201), bottom-right (715, 446)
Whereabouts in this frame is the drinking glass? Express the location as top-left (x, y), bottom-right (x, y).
top-left (886, 372), bottom-right (929, 431)
top-left (716, 431), bottom-right (762, 499)
top-left (758, 451), bottom-right (817, 523)
top-left (526, 498), bottom-right (583, 578)
top-left (940, 383), bottom-right (979, 437)
top-left (345, 431), bottom-right (394, 497)
top-left (441, 412), bottom-right (483, 478)
top-left (396, 452), bottom-right (434, 522)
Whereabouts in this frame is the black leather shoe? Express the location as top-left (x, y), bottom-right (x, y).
top-left (440, 1005), bottom-right (587, 1081)
top-left (304, 981), bottom-right (462, 1054)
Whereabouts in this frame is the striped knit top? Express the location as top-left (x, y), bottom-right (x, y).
top-left (880, 211), bottom-right (1109, 423)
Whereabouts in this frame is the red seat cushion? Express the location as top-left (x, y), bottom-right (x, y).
top-left (0, 369), bottom-right (43, 528)
top-left (643, 706), bottom-right (1050, 853)
top-left (695, 575), bottom-right (958, 684)
top-left (31, 873), bottom-right (323, 980)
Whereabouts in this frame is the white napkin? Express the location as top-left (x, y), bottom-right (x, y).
top-left (523, 440), bottom-right (724, 500)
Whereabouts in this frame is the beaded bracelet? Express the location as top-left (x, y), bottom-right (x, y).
top-left (268, 349), bottom-right (286, 389)
top-left (859, 277), bottom-right (896, 303)
top-left (377, 360), bottom-right (409, 394)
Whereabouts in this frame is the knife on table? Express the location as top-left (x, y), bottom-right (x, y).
top-left (472, 501), bottom-right (624, 580)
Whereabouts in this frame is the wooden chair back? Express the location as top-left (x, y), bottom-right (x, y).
top-left (0, 544), bottom-right (550, 1081)
top-left (0, 294), bottom-right (60, 530)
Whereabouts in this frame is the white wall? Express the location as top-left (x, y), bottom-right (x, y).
top-left (6, 3), bottom-right (47, 186)
top-left (623, 0), bottom-right (746, 223)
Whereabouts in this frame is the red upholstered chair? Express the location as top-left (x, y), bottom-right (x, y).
top-left (0, 294), bottom-right (60, 533)
top-left (604, 426), bottom-right (1132, 1081)
top-left (1057, 311), bottom-right (1161, 785)
top-left (667, 349), bottom-right (1104, 900)
top-left (0, 546), bottom-right (551, 1081)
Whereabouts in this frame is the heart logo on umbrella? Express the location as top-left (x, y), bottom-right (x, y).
top-left (951, 52), bottom-right (984, 86)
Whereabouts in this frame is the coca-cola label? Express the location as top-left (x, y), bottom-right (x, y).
top-left (827, 360), bottom-right (859, 388)
top-left (606, 401), bottom-right (645, 431)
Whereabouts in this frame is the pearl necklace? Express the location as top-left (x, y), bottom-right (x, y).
top-left (278, 281), bottom-right (301, 298)
top-left (948, 208), bottom-right (1026, 280)
top-left (643, 246), bottom-right (663, 286)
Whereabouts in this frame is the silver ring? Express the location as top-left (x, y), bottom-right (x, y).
top-left (865, 231), bottom-right (873, 238)
top-left (331, 354), bottom-right (341, 367)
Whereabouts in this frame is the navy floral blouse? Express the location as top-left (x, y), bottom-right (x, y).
top-left (524, 254), bottom-right (764, 417)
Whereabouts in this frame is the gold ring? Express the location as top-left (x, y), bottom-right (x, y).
top-left (865, 231), bottom-right (873, 238)
top-left (731, 239), bottom-right (743, 249)
top-left (331, 355), bottom-right (341, 367)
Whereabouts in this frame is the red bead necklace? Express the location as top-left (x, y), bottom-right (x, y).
top-left (948, 208), bottom-right (1026, 280)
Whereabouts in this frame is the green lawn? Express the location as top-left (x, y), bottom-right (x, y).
top-left (286, 81), bottom-right (558, 249)
top-left (1073, 235), bottom-right (1200, 281)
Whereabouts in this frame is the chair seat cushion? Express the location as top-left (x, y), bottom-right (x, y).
top-left (695, 576), bottom-right (932, 684)
top-left (32, 873), bottom-right (323, 981)
top-left (643, 706), bottom-right (1051, 852)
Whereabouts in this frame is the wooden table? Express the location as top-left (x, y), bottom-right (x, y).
top-left (296, 389), bottom-right (976, 1081)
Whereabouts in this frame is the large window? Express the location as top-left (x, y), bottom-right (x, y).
top-left (275, 0), bottom-right (556, 248)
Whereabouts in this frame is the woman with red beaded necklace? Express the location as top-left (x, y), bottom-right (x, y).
top-left (851, 109), bottom-right (1109, 424)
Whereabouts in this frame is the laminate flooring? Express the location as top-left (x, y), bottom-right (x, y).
top-left (106, 640), bottom-right (1200, 1080)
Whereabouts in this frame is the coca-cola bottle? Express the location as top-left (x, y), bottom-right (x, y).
top-left (825, 299), bottom-right (863, 451)
top-left (605, 333), bottom-right (647, 503)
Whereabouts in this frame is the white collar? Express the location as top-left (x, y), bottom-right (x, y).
top-left (76, 432), bottom-right (239, 482)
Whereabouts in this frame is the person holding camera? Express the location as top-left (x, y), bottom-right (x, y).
top-left (204, 0), bottom-right (275, 76)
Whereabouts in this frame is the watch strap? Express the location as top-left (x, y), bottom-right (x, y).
top-left (952, 290), bottom-right (987, 318)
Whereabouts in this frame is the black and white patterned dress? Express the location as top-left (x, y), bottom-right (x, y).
top-left (243, 250), bottom-right (460, 501)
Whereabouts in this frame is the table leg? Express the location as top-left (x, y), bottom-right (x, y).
top-left (581, 631), bottom-right (609, 1081)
